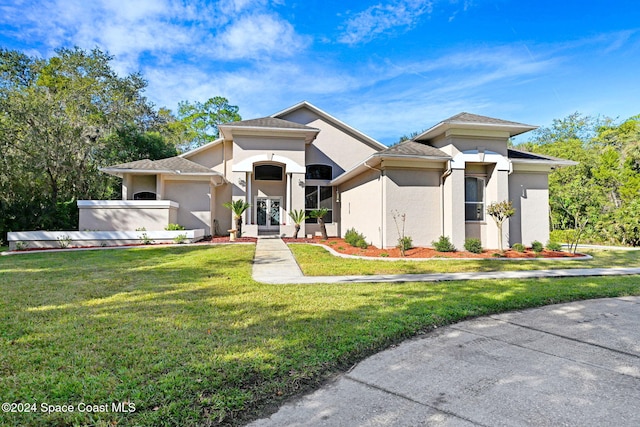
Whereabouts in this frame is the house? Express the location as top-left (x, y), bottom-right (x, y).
top-left (79, 101), bottom-right (575, 249)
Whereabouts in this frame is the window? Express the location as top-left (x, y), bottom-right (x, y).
top-left (305, 164), bottom-right (332, 180)
top-left (305, 186), bottom-right (333, 223)
top-left (254, 164), bottom-right (283, 181)
top-left (465, 177), bottom-right (485, 221)
top-left (133, 191), bottom-right (157, 200)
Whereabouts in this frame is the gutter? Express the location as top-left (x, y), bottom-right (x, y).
top-left (440, 160), bottom-right (453, 236)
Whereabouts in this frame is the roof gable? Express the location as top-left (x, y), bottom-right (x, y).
top-left (272, 101), bottom-right (387, 151)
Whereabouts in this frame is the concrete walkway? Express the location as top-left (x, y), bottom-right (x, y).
top-left (252, 238), bottom-right (640, 284)
top-left (249, 296), bottom-right (640, 426)
top-left (253, 237), bottom-right (304, 282)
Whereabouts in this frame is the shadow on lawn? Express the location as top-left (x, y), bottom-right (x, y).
top-left (2, 244), bottom-right (640, 426)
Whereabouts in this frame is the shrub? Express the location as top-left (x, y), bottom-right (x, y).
top-left (57, 235), bottom-right (72, 249)
top-left (546, 241), bottom-right (562, 251)
top-left (139, 232), bottom-right (154, 245)
top-left (464, 238), bottom-right (483, 254)
top-left (380, 253), bottom-right (389, 257)
top-left (173, 234), bottom-right (188, 244)
top-left (165, 223), bottom-right (185, 231)
top-left (344, 228), bottom-right (368, 249)
top-left (15, 241), bottom-right (28, 251)
top-left (432, 235), bottom-right (455, 252)
top-left (531, 240), bottom-right (544, 253)
top-left (397, 236), bottom-right (412, 252)
top-left (512, 243), bottom-right (526, 252)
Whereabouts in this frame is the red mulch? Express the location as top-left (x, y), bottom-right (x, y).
top-left (200, 236), bottom-right (258, 243)
top-left (283, 237), bottom-right (582, 259)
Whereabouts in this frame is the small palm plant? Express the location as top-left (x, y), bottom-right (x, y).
top-left (310, 208), bottom-right (329, 240)
top-left (223, 199), bottom-right (250, 237)
top-left (288, 209), bottom-right (308, 239)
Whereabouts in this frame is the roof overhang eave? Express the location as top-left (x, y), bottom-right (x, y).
top-left (415, 122), bottom-right (538, 141)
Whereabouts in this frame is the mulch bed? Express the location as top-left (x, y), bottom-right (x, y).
top-left (283, 237), bottom-right (582, 259)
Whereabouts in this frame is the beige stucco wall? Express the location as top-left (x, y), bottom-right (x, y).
top-left (129, 175), bottom-right (156, 199)
top-left (280, 107), bottom-right (382, 176)
top-left (338, 168), bottom-right (383, 248)
top-left (429, 134), bottom-right (509, 157)
top-left (508, 172), bottom-right (550, 246)
top-left (382, 168), bottom-right (442, 249)
top-left (483, 166), bottom-right (510, 249)
top-left (185, 141), bottom-right (225, 174)
top-left (233, 136), bottom-right (306, 167)
top-left (79, 202), bottom-right (178, 231)
top-left (164, 180), bottom-right (213, 234)
top-left (442, 168), bottom-right (466, 249)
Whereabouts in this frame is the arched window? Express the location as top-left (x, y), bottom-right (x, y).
top-left (305, 164), bottom-right (332, 180)
top-left (133, 191), bottom-right (157, 200)
top-left (255, 164), bottom-right (283, 181)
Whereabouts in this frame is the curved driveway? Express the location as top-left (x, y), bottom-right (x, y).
top-left (250, 297), bottom-right (640, 426)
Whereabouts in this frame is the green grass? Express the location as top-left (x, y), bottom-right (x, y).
top-left (1, 245), bottom-right (639, 426)
top-left (289, 244), bottom-right (640, 276)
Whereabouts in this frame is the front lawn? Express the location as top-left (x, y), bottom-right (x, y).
top-left (1, 245), bottom-right (639, 426)
top-left (289, 244), bottom-right (640, 276)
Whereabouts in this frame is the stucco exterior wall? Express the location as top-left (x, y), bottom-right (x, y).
top-left (186, 142), bottom-right (225, 173)
top-left (164, 180), bottom-right (213, 234)
top-left (382, 168), bottom-right (442, 249)
top-left (508, 172), bottom-right (550, 246)
top-left (338, 168), bottom-right (383, 248)
top-left (443, 168), bottom-right (466, 249)
top-left (214, 184), bottom-right (232, 234)
top-left (129, 175), bottom-right (156, 199)
top-left (233, 136), bottom-right (306, 167)
top-left (281, 107), bottom-right (381, 176)
top-left (429, 134), bottom-right (509, 157)
top-left (78, 201), bottom-right (178, 231)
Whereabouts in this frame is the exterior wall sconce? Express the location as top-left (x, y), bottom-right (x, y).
top-left (238, 178), bottom-right (246, 187)
top-left (298, 179), bottom-right (304, 187)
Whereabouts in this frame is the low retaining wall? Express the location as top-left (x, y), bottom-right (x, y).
top-left (7, 229), bottom-right (205, 251)
top-left (77, 200), bottom-right (179, 231)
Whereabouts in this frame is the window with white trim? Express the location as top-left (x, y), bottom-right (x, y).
top-left (305, 186), bottom-right (333, 223)
top-left (465, 177), bottom-right (485, 221)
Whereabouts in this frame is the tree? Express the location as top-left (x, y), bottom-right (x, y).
top-left (223, 200), bottom-right (250, 238)
top-left (288, 209), bottom-right (308, 239)
top-left (486, 200), bottom-right (515, 252)
top-left (0, 47), bottom-right (165, 239)
top-left (175, 97), bottom-right (241, 152)
top-left (309, 208), bottom-right (329, 240)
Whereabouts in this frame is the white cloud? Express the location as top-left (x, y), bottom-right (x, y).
top-left (338, 0), bottom-right (433, 44)
top-left (212, 13), bottom-right (310, 60)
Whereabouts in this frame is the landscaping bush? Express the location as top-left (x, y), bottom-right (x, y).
top-left (397, 236), bottom-right (413, 251)
top-left (531, 240), bottom-right (544, 253)
top-left (546, 241), bottom-right (562, 251)
top-left (512, 243), bottom-right (526, 252)
top-left (464, 238), bottom-right (483, 254)
top-left (165, 223), bottom-right (186, 231)
top-left (433, 235), bottom-right (456, 252)
top-left (344, 228), bottom-right (368, 249)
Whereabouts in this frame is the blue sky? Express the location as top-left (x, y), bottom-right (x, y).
top-left (1, 0), bottom-right (639, 145)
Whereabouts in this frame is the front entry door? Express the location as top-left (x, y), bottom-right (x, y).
top-left (256, 197), bottom-right (281, 230)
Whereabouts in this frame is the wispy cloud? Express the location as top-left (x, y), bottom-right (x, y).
top-left (338, 0), bottom-right (434, 44)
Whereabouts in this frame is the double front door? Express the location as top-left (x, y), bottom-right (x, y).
top-left (256, 197), bottom-right (281, 230)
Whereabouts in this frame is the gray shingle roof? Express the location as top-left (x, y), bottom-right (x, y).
top-left (104, 156), bottom-right (221, 175)
top-left (222, 117), bottom-right (318, 130)
top-left (378, 140), bottom-right (450, 158)
top-left (443, 112), bottom-right (534, 127)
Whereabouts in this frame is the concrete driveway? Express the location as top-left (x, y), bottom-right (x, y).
top-left (249, 297), bottom-right (640, 426)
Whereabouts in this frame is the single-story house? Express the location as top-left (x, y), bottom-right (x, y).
top-left (79, 101), bottom-right (575, 249)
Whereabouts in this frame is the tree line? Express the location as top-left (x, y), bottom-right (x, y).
top-left (519, 112), bottom-right (640, 246)
top-left (0, 47), bottom-right (240, 241)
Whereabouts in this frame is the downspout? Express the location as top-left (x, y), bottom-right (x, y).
top-left (364, 159), bottom-right (384, 248)
top-left (440, 160), bottom-right (452, 236)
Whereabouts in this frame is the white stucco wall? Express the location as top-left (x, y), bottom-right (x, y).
top-left (78, 200), bottom-right (178, 231)
top-left (129, 175), bottom-right (156, 199)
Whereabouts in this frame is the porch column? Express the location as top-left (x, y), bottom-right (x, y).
top-left (246, 172), bottom-right (252, 225)
top-left (286, 173), bottom-right (292, 225)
